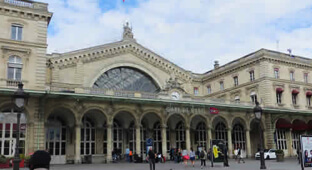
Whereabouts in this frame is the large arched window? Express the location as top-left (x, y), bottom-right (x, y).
top-left (93, 67), bottom-right (159, 93)
top-left (195, 122), bottom-right (206, 148)
top-left (232, 124), bottom-right (246, 150)
top-left (176, 122), bottom-right (186, 149)
top-left (0, 109), bottom-right (27, 156)
top-left (215, 122), bottom-right (227, 145)
top-left (81, 117), bottom-right (95, 155)
top-left (7, 56), bottom-right (22, 81)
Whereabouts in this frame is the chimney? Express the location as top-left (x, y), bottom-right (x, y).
top-left (214, 61), bottom-right (220, 69)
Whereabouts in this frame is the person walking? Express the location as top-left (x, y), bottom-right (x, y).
top-left (237, 146), bottom-right (245, 163)
top-left (199, 148), bottom-right (207, 169)
top-left (224, 146), bottom-right (229, 167)
top-left (147, 148), bottom-right (156, 170)
top-left (182, 149), bottom-right (189, 167)
top-left (189, 148), bottom-right (196, 167)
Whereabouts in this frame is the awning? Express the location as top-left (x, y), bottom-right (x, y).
top-left (276, 118), bottom-right (292, 129)
top-left (292, 120), bottom-right (307, 131)
top-left (276, 88), bottom-right (284, 93)
top-left (292, 89), bottom-right (299, 94)
top-left (307, 91), bottom-right (312, 96)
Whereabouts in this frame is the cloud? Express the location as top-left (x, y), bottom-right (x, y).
top-left (42, 0), bottom-right (312, 73)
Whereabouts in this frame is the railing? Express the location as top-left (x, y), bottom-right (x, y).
top-left (3, 0), bottom-right (34, 8)
top-left (6, 79), bottom-right (21, 87)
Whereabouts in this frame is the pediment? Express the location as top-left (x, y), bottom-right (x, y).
top-left (49, 41), bottom-right (192, 82)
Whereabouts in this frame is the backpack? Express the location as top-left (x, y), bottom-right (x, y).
top-left (200, 151), bottom-right (205, 159)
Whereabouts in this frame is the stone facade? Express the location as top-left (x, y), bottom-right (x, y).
top-left (0, 0), bottom-right (312, 164)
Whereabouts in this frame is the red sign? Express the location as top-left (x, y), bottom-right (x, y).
top-left (210, 107), bottom-right (219, 114)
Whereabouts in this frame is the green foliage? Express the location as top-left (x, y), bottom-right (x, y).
top-left (0, 155), bottom-right (7, 164)
top-left (276, 149), bottom-right (284, 154)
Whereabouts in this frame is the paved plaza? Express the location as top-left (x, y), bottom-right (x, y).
top-left (41, 158), bottom-right (301, 170)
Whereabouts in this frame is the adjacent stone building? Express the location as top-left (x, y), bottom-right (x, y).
top-left (1, 0), bottom-right (312, 164)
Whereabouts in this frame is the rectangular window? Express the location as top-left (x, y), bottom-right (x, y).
top-left (307, 96), bottom-right (311, 106)
top-left (220, 81), bottom-right (224, 90)
top-left (207, 86), bottom-right (211, 94)
top-left (11, 25), bottom-right (23, 41)
top-left (290, 71), bottom-right (295, 81)
top-left (194, 87), bottom-right (199, 95)
top-left (304, 73), bottom-right (308, 83)
top-left (292, 94), bottom-right (297, 105)
top-left (274, 68), bottom-right (279, 79)
top-left (250, 94), bottom-right (257, 104)
top-left (276, 92), bottom-right (282, 104)
top-left (250, 71), bottom-right (255, 81)
top-left (233, 76), bottom-right (238, 86)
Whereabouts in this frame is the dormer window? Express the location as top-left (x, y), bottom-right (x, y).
top-left (11, 24), bottom-right (23, 41)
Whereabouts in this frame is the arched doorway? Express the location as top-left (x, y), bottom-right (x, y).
top-left (0, 107), bottom-right (27, 157)
top-left (153, 122), bottom-right (162, 154)
top-left (167, 114), bottom-right (186, 150)
top-left (81, 116), bottom-right (95, 155)
top-left (113, 111), bottom-right (136, 155)
top-left (190, 115), bottom-right (207, 150)
top-left (292, 119), bottom-right (307, 155)
top-left (176, 122), bottom-right (186, 149)
top-left (215, 122), bottom-right (227, 146)
top-left (275, 118), bottom-right (292, 156)
top-left (232, 118), bottom-right (246, 152)
top-left (46, 108), bottom-right (75, 164)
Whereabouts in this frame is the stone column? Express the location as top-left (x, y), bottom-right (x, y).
top-left (227, 128), bottom-right (233, 158)
top-left (106, 124), bottom-right (112, 162)
top-left (207, 126), bottom-right (212, 149)
top-left (246, 128), bottom-right (252, 158)
top-left (75, 124), bottom-right (81, 164)
top-left (186, 126), bottom-right (191, 151)
top-left (161, 125), bottom-right (167, 157)
top-left (136, 125), bottom-right (141, 155)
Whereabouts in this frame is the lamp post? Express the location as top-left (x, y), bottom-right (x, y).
top-left (12, 83), bottom-right (28, 170)
top-left (254, 100), bottom-right (266, 169)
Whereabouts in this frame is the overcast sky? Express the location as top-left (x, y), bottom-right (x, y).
top-left (41, 0), bottom-right (312, 73)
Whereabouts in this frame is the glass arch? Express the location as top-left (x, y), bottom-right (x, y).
top-left (92, 67), bottom-right (159, 93)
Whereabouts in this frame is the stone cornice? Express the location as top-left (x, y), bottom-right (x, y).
top-left (0, 1), bottom-right (52, 24)
top-left (49, 41), bottom-right (192, 82)
top-left (0, 38), bottom-right (48, 48)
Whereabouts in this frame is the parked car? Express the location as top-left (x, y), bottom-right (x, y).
top-left (255, 149), bottom-right (276, 159)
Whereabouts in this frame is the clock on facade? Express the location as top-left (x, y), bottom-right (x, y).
top-left (171, 91), bottom-right (180, 100)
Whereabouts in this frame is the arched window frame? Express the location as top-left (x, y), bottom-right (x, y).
top-left (176, 122), bottom-right (186, 149)
top-left (81, 117), bottom-right (95, 155)
top-left (232, 124), bottom-right (246, 150)
top-left (195, 122), bottom-right (206, 148)
top-left (215, 122), bottom-right (227, 145)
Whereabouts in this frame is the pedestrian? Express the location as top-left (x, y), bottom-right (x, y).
top-left (29, 149), bottom-right (51, 170)
top-left (125, 148), bottom-right (130, 162)
top-left (129, 150), bottom-right (133, 162)
top-left (199, 148), bottom-right (207, 169)
top-left (224, 146), bottom-right (229, 167)
top-left (190, 148), bottom-right (196, 167)
top-left (297, 147), bottom-right (300, 164)
top-left (182, 149), bottom-right (189, 167)
top-left (237, 146), bottom-right (245, 163)
top-left (147, 147), bottom-right (156, 170)
top-left (234, 145), bottom-right (238, 160)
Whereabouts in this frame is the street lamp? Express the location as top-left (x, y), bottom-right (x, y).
top-left (12, 83), bottom-right (28, 170)
top-left (253, 100), bottom-right (266, 169)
